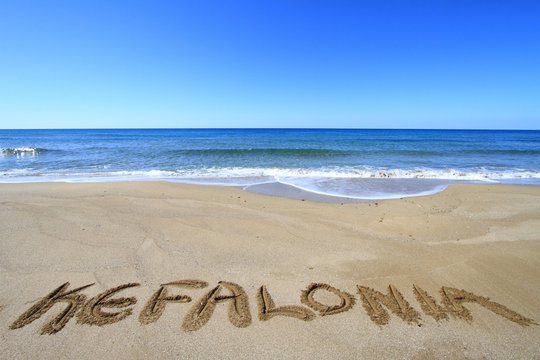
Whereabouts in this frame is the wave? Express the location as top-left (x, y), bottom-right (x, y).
top-left (164, 148), bottom-right (448, 157)
top-left (3, 167), bottom-right (539, 200)
top-left (165, 148), bottom-right (351, 157)
top-left (1, 167), bottom-right (539, 181)
top-left (163, 148), bottom-right (540, 158)
top-left (265, 178), bottom-right (450, 200)
top-left (3, 147), bottom-right (536, 159)
top-left (0, 147), bottom-right (48, 156)
top-left (1, 167), bottom-right (538, 200)
top-left (459, 149), bottom-right (540, 155)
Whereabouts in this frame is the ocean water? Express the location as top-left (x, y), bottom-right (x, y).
top-left (1, 129), bottom-right (539, 200)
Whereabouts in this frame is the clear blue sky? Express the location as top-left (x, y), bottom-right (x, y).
top-left (1, 1), bottom-right (539, 129)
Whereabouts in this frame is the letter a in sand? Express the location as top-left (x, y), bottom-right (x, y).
top-left (182, 281), bottom-right (251, 331)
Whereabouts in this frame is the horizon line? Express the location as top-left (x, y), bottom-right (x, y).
top-left (1, 127), bottom-right (539, 131)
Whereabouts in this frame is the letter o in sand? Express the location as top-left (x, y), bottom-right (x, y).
top-left (300, 283), bottom-right (355, 316)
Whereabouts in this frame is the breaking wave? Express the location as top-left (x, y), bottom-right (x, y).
top-left (0, 147), bottom-right (48, 156)
top-left (1, 167), bottom-right (539, 182)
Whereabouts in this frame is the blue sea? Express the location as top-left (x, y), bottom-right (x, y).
top-left (1, 129), bottom-right (539, 200)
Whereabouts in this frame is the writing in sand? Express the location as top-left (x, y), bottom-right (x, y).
top-left (9, 281), bottom-right (537, 335)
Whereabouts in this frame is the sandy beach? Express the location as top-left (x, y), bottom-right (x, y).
top-left (0, 182), bottom-right (538, 359)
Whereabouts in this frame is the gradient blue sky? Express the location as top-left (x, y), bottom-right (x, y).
top-left (1, 1), bottom-right (539, 129)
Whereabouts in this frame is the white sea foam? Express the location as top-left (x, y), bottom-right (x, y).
top-left (1, 166), bottom-right (538, 200)
top-left (1, 167), bottom-right (539, 181)
top-left (0, 147), bottom-right (43, 158)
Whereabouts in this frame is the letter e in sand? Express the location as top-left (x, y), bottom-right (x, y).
top-left (77, 283), bottom-right (140, 326)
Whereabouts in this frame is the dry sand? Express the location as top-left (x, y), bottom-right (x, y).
top-left (0, 182), bottom-right (539, 359)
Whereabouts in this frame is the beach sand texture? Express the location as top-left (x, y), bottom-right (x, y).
top-left (0, 182), bottom-right (539, 359)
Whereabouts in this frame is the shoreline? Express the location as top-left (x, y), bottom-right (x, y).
top-left (1, 181), bottom-right (539, 359)
top-left (1, 177), bottom-right (538, 203)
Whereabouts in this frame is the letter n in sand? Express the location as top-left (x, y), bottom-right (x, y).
top-left (357, 285), bottom-right (421, 326)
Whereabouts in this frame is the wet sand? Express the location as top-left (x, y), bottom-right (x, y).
top-left (0, 182), bottom-right (539, 359)
top-left (243, 177), bottom-right (454, 202)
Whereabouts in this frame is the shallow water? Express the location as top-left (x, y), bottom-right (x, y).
top-left (1, 129), bottom-right (539, 200)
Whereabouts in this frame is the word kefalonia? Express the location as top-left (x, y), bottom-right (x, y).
top-left (9, 280), bottom-right (537, 335)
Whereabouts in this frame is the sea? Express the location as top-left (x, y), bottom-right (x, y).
top-left (1, 129), bottom-right (539, 201)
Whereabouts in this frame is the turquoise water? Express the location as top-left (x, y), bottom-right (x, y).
top-left (1, 129), bottom-right (539, 199)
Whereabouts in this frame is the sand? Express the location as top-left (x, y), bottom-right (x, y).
top-left (0, 182), bottom-right (539, 359)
